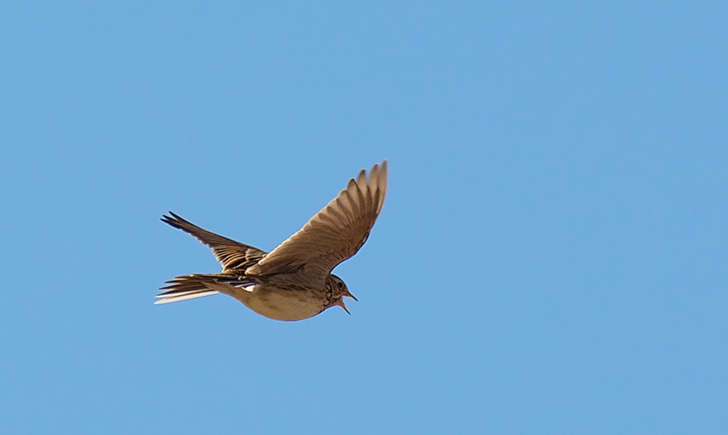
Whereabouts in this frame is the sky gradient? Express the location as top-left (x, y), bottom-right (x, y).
top-left (2, 2), bottom-right (727, 434)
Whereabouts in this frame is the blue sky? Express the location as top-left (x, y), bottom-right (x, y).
top-left (2, 1), bottom-right (727, 434)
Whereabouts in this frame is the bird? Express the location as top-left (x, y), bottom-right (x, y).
top-left (157, 160), bottom-right (388, 321)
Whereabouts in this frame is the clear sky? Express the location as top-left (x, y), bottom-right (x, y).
top-left (2, 2), bottom-right (726, 434)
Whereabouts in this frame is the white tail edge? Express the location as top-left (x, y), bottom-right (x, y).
top-left (154, 290), bottom-right (219, 304)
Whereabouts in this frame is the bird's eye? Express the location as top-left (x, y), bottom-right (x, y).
top-left (337, 282), bottom-right (343, 289)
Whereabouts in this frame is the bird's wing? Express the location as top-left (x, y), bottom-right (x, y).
top-left (161, 212), bottom-right (267, 272)
top-left (245, 160), bottom-right (387, 286)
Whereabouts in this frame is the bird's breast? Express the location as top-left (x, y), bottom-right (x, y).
top-left (232, 284), bottom-right (325, 321)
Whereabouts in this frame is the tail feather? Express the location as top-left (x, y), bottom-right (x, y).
top-left (155, 290), bottom-right (219, 304)
top-left (156, 273), bottom-right (254, 305)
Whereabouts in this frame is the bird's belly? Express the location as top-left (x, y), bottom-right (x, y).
top-left (235, 285), bottom-right (324, 321)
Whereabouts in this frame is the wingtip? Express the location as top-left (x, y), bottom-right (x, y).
top-left (161, 211), bottom-right (190, 229)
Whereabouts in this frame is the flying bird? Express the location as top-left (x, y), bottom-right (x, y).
top-left (157, 160), bottom-right (388, 321)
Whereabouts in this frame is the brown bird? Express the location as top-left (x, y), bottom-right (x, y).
top-left (157, 160), bottom-right (388, 321)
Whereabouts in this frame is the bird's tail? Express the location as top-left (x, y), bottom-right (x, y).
top-left (155, 274), bottom-right (252, 305)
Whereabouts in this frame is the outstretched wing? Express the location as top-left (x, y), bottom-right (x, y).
top-left (245, 160), bottom-right (387, 287)
top-left (161, 212), bottom-right (267, 272)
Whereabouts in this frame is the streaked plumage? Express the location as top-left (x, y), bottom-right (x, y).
top-left (157, 160), bottom-right (388, 321)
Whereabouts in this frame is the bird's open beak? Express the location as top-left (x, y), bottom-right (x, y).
top-left (336, 299), bottom-right (351, 315)
top-left (344, 290), bottom-right (358, 301)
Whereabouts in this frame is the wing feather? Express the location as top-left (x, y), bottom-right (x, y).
top-left (161, 212), bottom-right (267, 272)
top-left (245, 160), bottom-right (388, 286)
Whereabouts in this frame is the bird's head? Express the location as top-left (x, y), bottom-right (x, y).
top-left (327, 274), bottom-right (357, 314)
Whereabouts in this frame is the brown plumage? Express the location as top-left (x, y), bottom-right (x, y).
top-left (157, 160), bottom-right (388, 321)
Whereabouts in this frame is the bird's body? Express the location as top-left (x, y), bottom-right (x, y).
top-left (236, 284), bottom-right (324, 321)
top-left (157, 160), bottom-right (387, 321)
top-left (230, 278), bottom-right (333, 321)
top-left (166, 271), bottom-right (343, 321)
